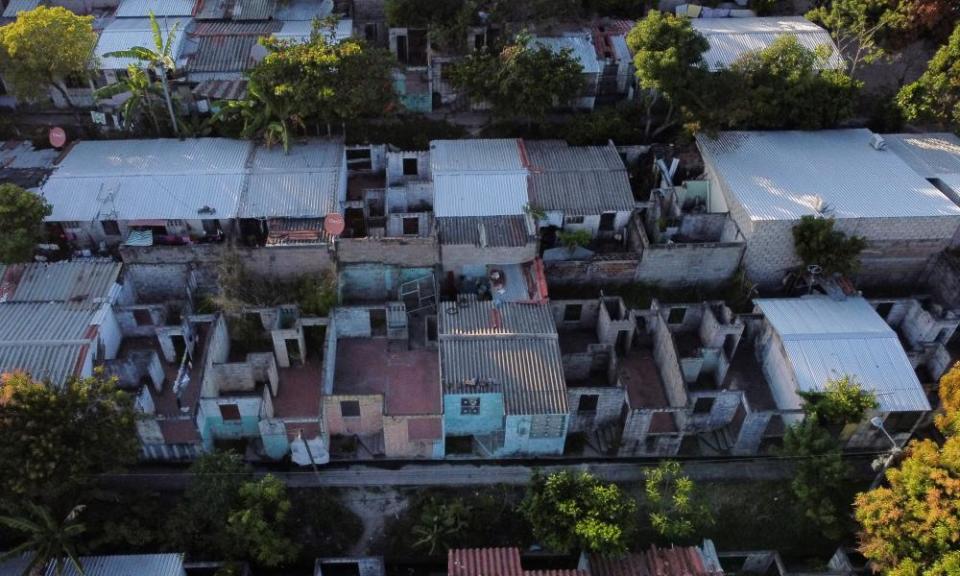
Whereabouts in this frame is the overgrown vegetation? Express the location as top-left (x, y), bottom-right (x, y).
top-left (792, 215), bottom-right (867, 277)
top-left (854, 366), bottom-right (960, 576)
top-left (897, 23), bottom-right (960, 131)
top-left (0, 183), bottom-right (51, 263)
top-left (520, 471), bottom-right (637, 554)
top-left (214, 252), bottom-right (337, 316)
top-left (800, 375), bottom-right (879, 427)
top-left (643, 461), bottom-right (713, 542)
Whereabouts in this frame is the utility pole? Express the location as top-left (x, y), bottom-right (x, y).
top-left (868, 416), bottom-right (902, 490)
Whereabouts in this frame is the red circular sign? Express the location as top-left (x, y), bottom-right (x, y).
top-left (49, 127), bottom-right (67, 148)
top-left (323, 213), bottom-right (345, 237)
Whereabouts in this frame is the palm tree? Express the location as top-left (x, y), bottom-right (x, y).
top-left (0, 503), bottom-right (87, 576)
top-left (94, 64), bottom-right (164, 135)
top-left (102, 11), bottom-right (180, 136)
top-left (214, 79), bottom-right (303, 153)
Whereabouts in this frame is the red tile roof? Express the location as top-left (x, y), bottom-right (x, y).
top-left (449, 548), bottom-right (524, 576)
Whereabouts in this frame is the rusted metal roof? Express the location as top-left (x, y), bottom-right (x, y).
top-left (194, 0), bottom-right (277, 20)
top-left (449, 548), bottom-right (524, 576)
top-left (437, 215), bottom-right (534, 247)
top-left (186, 22), bottom-right (280, 73)
top-left (588, 546), bottom-right (721, 576)
top-left (1, 261), bottom-right (121, 307)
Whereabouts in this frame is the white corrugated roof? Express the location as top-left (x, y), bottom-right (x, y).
top-left (46, 554), bottom-right (186, 576)
top-left (755, 296), bottom-right (930, 413)
top-left (433, 173), bottom-right (529, 217)
top-left (274, 18), bottom-right (352, 43)
top-left (532, 33), bottom-right (601, 74)
top-left (240, 141), bottom-right (345, 218)
top-left (0, 343), bottom-right (90, 385)
top-left (697, 129), bottom-right (960, 221)
top-left (41, 139), bottom-right (251, 221)
top-left (96, 17), bottom-right (190, 69)
top-left (115, 0), bottom-right (196, 17)
top-left (884, 133), bottom-right (960, 181)
top-left (692, 17), bottom-right (842, 71)
top-left (430, 139), bottom-right (525, 173)
top-left (273, 0), bottom-right (333, 19)
top-left (2, 0), bottom-right (40, 18)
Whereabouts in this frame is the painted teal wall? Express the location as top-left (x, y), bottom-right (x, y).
top-left (204, 415), bottom-right (261, 440)
top-left (261, 428), bottom-right (290, 459)
top-left (443, 392), bottom-right (504, 436)
top-left (393, 74), bottom-right (432, 113)
top-left (499, 414), bottom-right (567, 457)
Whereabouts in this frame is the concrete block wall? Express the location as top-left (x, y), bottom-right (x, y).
top-left (441, 243), bottom-right (538, 276)
top-left (543, 256), bottom-right (640, 286)
top-left (338, 235), bottom-right (439, 266)
top-left (732, 411), bottom-right (772, 455)
top-left (386, 150), bottom-right (431, 185)
top-left (636, 241), bottom-right (744, 288)
top-left (650, 311), bottom-right (688, 408)
top-left (551, 299), bottom-right (601, 331)
top-left (686, 390), bottom-right (742, 432)
top-left (123, 264), bottom-right (192, 302)
top-left (384, 415), bottom-right (444, 458)
top-left (201, 316), bottom-right (231, 398)
top-left (322, 395), bottom-right (384, 436)
top-left (115, 305), bottom-right (167, 338)
top-left (926, 253), bottom-right (960, 308)
top-left (499, 414), bottom-right (567, 456)
top-left (566, 386), bottom-right (625, 433)
top-left (211, 362), bottom-right (257, 393)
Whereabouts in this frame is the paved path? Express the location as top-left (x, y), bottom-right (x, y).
top-left (100, 457), bottom-right (834, 490)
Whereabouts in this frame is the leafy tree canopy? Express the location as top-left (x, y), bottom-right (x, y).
top-left (0, 183), bottom-right (51, 263)
top-left (643, 461), bottom-right (713, 542)
top-left (779, 420), bottom-right (851, 539)
top-left (0, 503), bottom-right (86, 576)
top-left (792, 215), bottom-right (867, 276)
top-left (449, 34), bottom-right (584, 122)
top-left (0, 371), bottom-right (138, 505)
top-left (521, 471), bottom-right (637, 554)
top-left (806, 0), bottom-right (904, 73)
top-left (935, 363), bottom-right (960, 436)
top-left (896, 23), bottom-right (960, 131)
top-left (0, 6), bottom-right (97, 106)
top-left (800, 375), bottom-right (878, 427)
top-left (227, 475), bottom-right (299, 568)
top-left (854, 435), bottom-right (960, 576)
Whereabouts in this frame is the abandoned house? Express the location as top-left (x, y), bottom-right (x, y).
top-left (696, 129), bottom-right (960, 287)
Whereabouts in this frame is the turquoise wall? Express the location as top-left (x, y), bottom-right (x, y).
top-left (499, 415), bottom-right (567, 457)
top-left (443, 392), bottom-right (504, 436)
top-left (203, 416), bottom-right (261, 440)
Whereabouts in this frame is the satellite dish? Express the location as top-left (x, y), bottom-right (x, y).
top-left (49, 127), bottom-right (67, 149)
top-left (323, 213), bottom-right (345, 237)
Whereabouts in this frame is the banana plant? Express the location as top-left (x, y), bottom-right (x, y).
top-left (102, 11), bottom-right (180, 136)
top-left (94, 64), bottom-right (164, 135)
top-left (213, 79), bottom-right (303, 153)
top-left (0, 503), bottom-right (87, 576)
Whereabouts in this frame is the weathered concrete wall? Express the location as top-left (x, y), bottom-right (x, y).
top-left (635, 242), bottom-right (744, 288)
top-left (650, 311), bottom-right (688, 408)
top-left (337, 236), bottom-right (438, 267)
top-left (551, 299), bottom-right (601, 330)
top-left (927, 252), bottom-right (960, 308)
top-left (123, 264), bottom-right (193, 302)
top-left (384, 415), bottom-right (444, 458)
top-left (566, 387), bottom-right (625, 433)
top-left (322, 394), bottom-right (383, 436)
top-left (441, 243), bottom-right (538, 276)
top-left (338, 264), bottom-right (433, 303)
top-left (386, 150), bottom-right (431, 185)
top-left (499, 414), bottom-right (567, 456)
top-left (543, 255), bottom-right (641, 286)
top-left (120, 244), bottom-right (334, 281)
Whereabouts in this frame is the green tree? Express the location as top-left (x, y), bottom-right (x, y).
top-left (626, 11), bottom-right (710, 139)
top-left (94, 64), bottom-right (165, 135)
top-left (226, 475), bottom-right (299, 568)
top-left (0, 6), bottom-right (97, 111)
top-left (779, 420), bottom-right (850, 539)
top-left (0, 503), bottom-right (86, 576)
top-left (854, 435), bottom-right (960, 576)
top-left (165, 452), bottom-right (250, 559)
top-left (934, 362), bottom-right (960, 436)
top-left (102, 11), bottom-right (181, 136)
top-left (215, 78), bottom-right (304, 153)
top-left (0, 183), bottom-right (51, 263)
top-left (449, 34), bottom-right (584, 123)
top-left (792, 215), bottom-right (867, 276)
top-left (896, 23), bottom-right (960, 131)
top-left (520, 471), bottom-right (637, 554)
top-left (725, 36), bottom-right (860, 130)
top-left (0, 371), bottom-right (138, 504)
top-left (800, 375), bottom-right (879, 427)
top-left (806, 0), bottom-right (905, 73)
top-left (411, 497), bottom-right (470, 555)
top-left (643, 461), bottom-right (713, 542)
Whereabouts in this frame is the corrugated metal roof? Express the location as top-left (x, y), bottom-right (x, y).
top-left (45, 554), bottom-right (186, 576)
top-left (433, 173), bottom-right (529, 217)
top-left (525, 141), bottom-right (634, 214)
top-left (240, 140), bottom-right (344, 218)
top-left (234, 0), bottom-right (276, 19)
top-left (192, 79), bottom-right (248, 100)
top-left (438, 215), bottom-right (534, 247)
top-left (430, 139), bottom-right (525, 173)
top-left (115, 0), bottom-right (197, 17)
top-left (697, 129), bottom-right (960, 221)
top-left (0, 343), bottom-right (89, 385)
top-left (755, 296), bottom-right (930, 413)
top-left (439, 301), bottom-right (566, 415)
top-left (532, 33), bottom-right (601, 74)
top-left (692, 17), bottom-right (842, 71)
top-left (588, 545), bottom-right (720, 576)
top-left (2, 261), bottom-right (121, 305)
top-left (449, 548), bottom-right (523, 576)
top-left (273, 0), bottom-right (332, 20)
top-left (883, 133), bottom-right (960, 179)
top-left (440, 300), bottom-right (556, 337)
top-left (185, 34), bottom-right (262, 72)
top-left (41, 139), bottom-right (251, 221)
top-left (274, 18), bottom-right (353, 42)
top-left (96, 17), bottom-right (191, 69)
top-left (0, 303), bottom-right (97, 342)
top-left (2, 0), bottom-right (41, 18)
top-left (0, 140), bottom-right (59, 169)
top-left (191, 20), bottom-right (278, 36)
